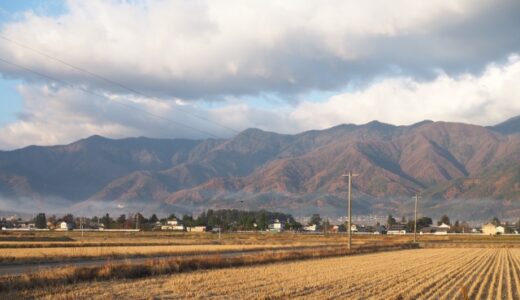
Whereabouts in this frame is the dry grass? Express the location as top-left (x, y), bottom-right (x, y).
top-left (0, 243), bottom-right (415, 296)
top-left (0, 243), bottom-right (331, 264)
top-left (0, 231), bottom-right (367, 248)
top-left (0, 232), bottom-right (413, 264)
top-left (7, 247), bottom-right (519, 300)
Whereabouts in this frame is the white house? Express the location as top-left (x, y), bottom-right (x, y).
top-left (496, 226), bottom-right (505, 235)
top-left (187, 226), bottom-right (207, 232)
top-left (167, 219), bottom-right (179, 225)
top-left (59, 221), bottom-right (73, 231)
top-left (433, 223), bottom-right (450, 235)
top-left (303, 224), bottom-right (317, 232)
top-left (437, 223), bottom-right (450, 229)
top-left (161, 219), bottom-right (184, 231)
top-left (161, 224), bottom-right (185, 231)
top-left (387, 224), bottom-right (407, 235)
top-left (268, 219), bottom-right (284, 232)
top-left (482, 223), bottom-right (497, 235)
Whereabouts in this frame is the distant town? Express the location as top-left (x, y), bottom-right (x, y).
top-left (1, 209), bottom-right (518, 236)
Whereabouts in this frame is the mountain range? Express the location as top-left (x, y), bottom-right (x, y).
top-left (1, 116), bottom-right (520, 220)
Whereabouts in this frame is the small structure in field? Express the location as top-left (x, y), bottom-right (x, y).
top-left (482, 223), bottom-right (497, 235)
top-left (387, 224), bottom-right (406, 235)
top-left (58, 221), bottom-right (73, 231)
top-left (471, 228), bottom-right (481, 233)
top-left (496, 225), bottom-right (505, 235)
top-left (434, 223), bottom-right (450, 235)
top-left (303, 224), bottom-right (317, 232)
top-left (187, 226), bottom-right (207, 232)
top-left (268, 219), bottom-right (284, 232)
top-left (46, 221), bottom-right (56, 230)
top-left (161, 218), bottom-right (185, 231)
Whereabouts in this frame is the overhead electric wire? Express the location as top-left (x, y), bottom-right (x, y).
top-left (0, 35), bottom-right (313, 160)
top-left (0, 34), bottom-right (240, 135)
top-left (0, 57), bottom-right (221, 139)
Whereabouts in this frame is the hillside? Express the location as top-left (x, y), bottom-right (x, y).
top-left (1, 117), bottom-right (519, 219)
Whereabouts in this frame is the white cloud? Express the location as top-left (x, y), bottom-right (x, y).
top-left (291, 55), bottom-right (520, 128)
top-left (0, 0), bottom-right (518, 99)
top-left (0, 1), bottom-right (519, 149)
top-left (2, 55), bottom-right (519, 150)
top-left (0, 84), bottom-right (294, 149)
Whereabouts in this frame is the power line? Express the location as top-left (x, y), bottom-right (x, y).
top-left (0, 57), bottom-right (221, 139)
top-left (0, 34), bottom-right (240, 135)
top-left (0, 35), bottom-right (311, 163)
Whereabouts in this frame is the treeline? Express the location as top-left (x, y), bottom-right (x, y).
top-left (385, 214), bottom-right (520, 233)
top-left (188, 209), bottom-right (302, 231)
top-left (4, 209), bottom-right (303, 231)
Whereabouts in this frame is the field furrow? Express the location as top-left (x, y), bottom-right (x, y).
top-left (379, 249), bottom-right (483, 299)
top-left (466, 249), bottom-right (498, 298)
top-left (510, 249), bottom-right (520, 298)
top-left (437, 250), bottom-right (494, 299)
top-left (478, 249), bottom-right (502, 299)
top-left (4, 247), bottom-right (520, 300)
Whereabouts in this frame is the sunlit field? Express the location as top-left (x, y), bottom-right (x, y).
top-left (3, 248), bottom-right (519, 299)
top-left (1, 231), bottom-right (519, 263)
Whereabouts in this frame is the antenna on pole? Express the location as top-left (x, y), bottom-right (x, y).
top-left (342, 171), bottom-right (359, 250)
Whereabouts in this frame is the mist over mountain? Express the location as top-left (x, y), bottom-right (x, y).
top-left (1, 117), bottom-right (519, 220)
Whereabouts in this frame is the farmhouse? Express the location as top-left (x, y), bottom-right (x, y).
top-left (59, 221), bottom-right (73, 231)
top-left (387, 224), bottom-right (406, 235)
top-left (161, 219), bottom-right (185, 231)
top-left (482, 223), bottom-right (497, 235)
top-left (496, 225), bottom-right (505, 235)
top-left (268, 219), bottom-right (284, 232)
top-left (434, 223), bottom-right (450, 235)
top-left (186, 226), bottom-right (207, 232)
top-left (303, 224), bottom-right (317, 232)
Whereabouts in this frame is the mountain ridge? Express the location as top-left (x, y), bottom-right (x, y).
top-left (1, 117), bottom-right (519, 219)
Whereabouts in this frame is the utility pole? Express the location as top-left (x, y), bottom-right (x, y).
top-left (342, 171), bottom-right (358, 250)
top-left (414, 193), bottom-right (421, 243)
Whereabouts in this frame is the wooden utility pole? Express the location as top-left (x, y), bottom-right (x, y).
top-left (343, 172), bottom-right (358, 250)
top-left (414, 193), bottom-right (421, 243)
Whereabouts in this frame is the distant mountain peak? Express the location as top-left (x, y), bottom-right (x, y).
top-left (366, 120), bottom-right (389, 126)
top-left (489, 115), bottom-right (520, 135)
top-left (2, 116), bottom-right (520, 219)
top-left (409, 120), bottom-right (434, 128)
top-left (85, 134), bottom-right (107, 140)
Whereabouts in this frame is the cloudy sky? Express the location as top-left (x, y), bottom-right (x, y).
top-left (0, 0), bottom-right (519, 149)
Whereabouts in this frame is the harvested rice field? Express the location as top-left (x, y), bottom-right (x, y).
top-left (0, 243), bottom-right (310, 263)
top-left (10, 248), bottom-right (520, 299)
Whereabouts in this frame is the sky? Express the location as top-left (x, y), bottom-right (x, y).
top-left (0, 0), bottom-right (519, 150)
